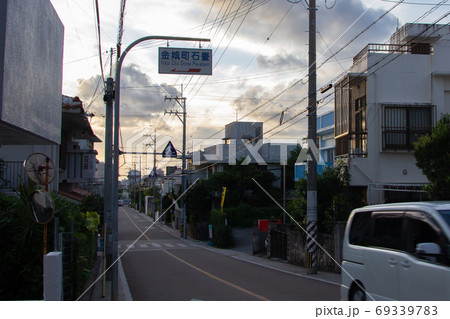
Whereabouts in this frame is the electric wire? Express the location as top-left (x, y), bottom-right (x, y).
top-left (180, 14), bottom-right (450, 178)
top-left (94, 0), bottom-right (105, 89)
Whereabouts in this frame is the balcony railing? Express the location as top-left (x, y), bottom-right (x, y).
top-left (353, 43), bottom-right (432, 63)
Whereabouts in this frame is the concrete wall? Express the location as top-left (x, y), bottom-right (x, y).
top-left (0, 0), bottom-right (64, 145)
top-left (264, 222), bottom-right (346, 273)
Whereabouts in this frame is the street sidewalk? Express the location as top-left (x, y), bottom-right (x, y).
top-left (88, 208), bottom-right (341, 301)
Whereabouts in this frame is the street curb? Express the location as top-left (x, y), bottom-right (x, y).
top-left (118, 258), bottom-right (133, 301)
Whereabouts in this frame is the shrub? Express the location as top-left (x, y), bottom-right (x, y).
top-left (0, 183), bottom-right (100, 300)
top-left (210, 209), bottom-right (233, 248)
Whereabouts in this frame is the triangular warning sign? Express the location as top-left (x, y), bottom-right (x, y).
top-left (149, 168), bottom-right (157, 178)
top-left (162, 141), bottom-right (177, 158)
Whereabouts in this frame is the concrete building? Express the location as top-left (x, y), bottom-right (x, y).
top-left (58, 96), bottom-right (102, 199)
top-left (334, 23), bottom-right (450, 204)
top-left (0, 0), bottom-right (63, 191)
top-left (190, 121), bottom-right (298, 188)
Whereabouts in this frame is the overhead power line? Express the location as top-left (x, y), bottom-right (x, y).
top-left (94, 0), bottom-right (105, 89)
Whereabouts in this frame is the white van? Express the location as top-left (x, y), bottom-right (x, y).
top-left (341, 202), bottom-right (450, 301)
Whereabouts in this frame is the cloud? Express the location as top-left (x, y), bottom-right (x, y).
top-left (256, 51), bottom-right (306, 69)
top-left (195, 0), bottom-right (397, 71)
top-left (76, 63), bottom-right (181, 125)
top-left (75, 63), bottom-right (186, 163)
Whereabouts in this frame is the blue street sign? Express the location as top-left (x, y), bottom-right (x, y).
top-left (162, 141), bottom-right (177, 158)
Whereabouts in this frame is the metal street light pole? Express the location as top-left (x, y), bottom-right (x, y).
top-left (109, 35), bottom-right (210, 300)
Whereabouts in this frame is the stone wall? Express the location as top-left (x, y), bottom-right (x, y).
top-left (264, 221), bottom-right (347, 273)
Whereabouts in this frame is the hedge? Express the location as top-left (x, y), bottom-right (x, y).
top-left (223, 204), bottom-right (282, 228)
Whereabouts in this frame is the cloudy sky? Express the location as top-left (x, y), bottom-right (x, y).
top-left (49, 0), bottom-right (450, 175)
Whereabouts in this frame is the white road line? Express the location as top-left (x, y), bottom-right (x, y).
top-left (165, 243), bottom-right (175, 248)
top-left (152, 243), bottom-right (162, 248)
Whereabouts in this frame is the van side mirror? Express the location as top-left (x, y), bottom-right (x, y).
top-left (416, 242), bottom-right (441, 262)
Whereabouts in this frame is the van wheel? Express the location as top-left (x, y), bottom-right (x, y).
top-left (349, 285), bottom-right (366, 301)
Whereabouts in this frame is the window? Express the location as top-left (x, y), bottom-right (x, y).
top-left (349, 211), bottom-right (371, 246)
top-left (335, 82), bottom-right (349, 137)
top-left (370, 212), bottom-right (404, 250)
top-left (351, 95), bottom-right (367, 156)
top-left (437, 210), bottom-right (450, 228)
top-left (405, 212), bottom-right (447, 265)
top-left (83, 155), bottom-right (90, 170)
top-left (383, 105), bottom-right (432, 150)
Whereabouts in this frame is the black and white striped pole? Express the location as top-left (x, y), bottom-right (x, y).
top-left (306, 0), bottom-right (318, 275)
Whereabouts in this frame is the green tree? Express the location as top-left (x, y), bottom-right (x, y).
top-left (414, 114), bottom-right (450, 200)
top-left (186, 160), bottom-right (279, 228)
top-left (287, 161), bottom-right (363, 233)
top-left (206, 160), bottom-right (278, 207)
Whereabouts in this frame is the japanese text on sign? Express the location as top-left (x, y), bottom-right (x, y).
top-left (158, 47), bottom-right (212, 75)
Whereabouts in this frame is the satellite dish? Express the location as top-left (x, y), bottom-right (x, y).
top-left (23, 153), bottom-right (56, 185)
top-left (29, 189), bottom-right (54, 224)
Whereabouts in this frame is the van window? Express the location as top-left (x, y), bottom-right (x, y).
top-left (349, 211), bottom-right (371, 246)
top-left (405, 212), bottom-right (447, 265)
top-left (371, 213), bottom-right (403, 250)
top-left (437, 210), bottom-right (450, 228)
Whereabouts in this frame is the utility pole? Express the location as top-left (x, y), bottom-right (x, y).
top-left (103, 77), bottom-right (114, 295)
top-left (164, 87), bottom-right (187, 238)
top-left (145, 129), bottom-right (157, 218)
top-left (306, 0), bottom-right (318, 275)
top-left (153, 130), bottom-right (157, 217)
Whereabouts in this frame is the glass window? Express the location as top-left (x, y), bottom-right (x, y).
top-left (405, 212), bottom-right (446, 265)
top-left (383, 105), bottom-right (432, 150)
top-left (370, 213), bottom-right (404, 250)
top-left (349, 211), bottom-right (371, 246)
top-left (437, 210), bottom-right (450, 228)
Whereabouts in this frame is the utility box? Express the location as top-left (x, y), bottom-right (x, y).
top-left (44, 251), bottom-right (62, 301)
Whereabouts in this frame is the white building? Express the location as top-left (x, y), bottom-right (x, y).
top-left (334, 23), bottom-right (450, 204)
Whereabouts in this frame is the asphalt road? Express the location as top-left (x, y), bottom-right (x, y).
top-left (118, 206), bottom-right (340, 301)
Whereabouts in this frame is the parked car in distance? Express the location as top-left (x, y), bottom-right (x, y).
top-left (341, 202), bottom-right (450, 301)
top-left (118, 199), bottom-right (123, 206)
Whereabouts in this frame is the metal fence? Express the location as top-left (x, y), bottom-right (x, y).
top-left (0, 161), bottom-right (27, 190)
top-left (60, 232), bottom-right (75, 301)
top-left (59, 229), bottom-right (97, 300)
